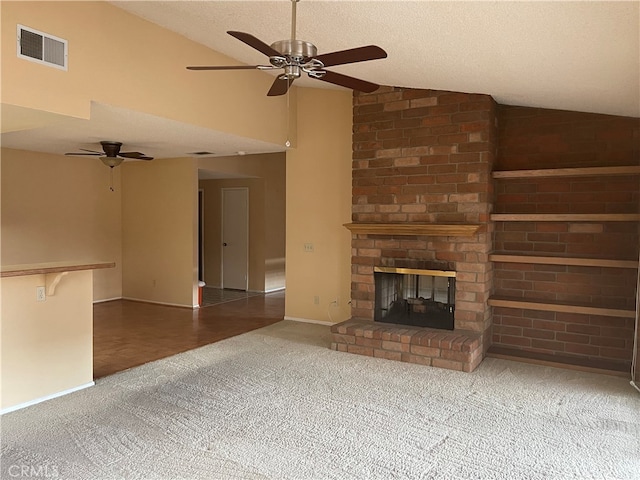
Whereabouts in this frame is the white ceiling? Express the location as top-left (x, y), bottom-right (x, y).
top-left (2, 1), bottom-right (638, 167)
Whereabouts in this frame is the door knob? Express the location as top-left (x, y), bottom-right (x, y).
top-left (223, 242), bottom-right (228, 246)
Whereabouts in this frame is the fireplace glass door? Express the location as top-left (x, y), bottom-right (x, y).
top-left (374, 267), bottom-right (455, 330)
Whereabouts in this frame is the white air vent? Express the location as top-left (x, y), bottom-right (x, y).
top-left (17, 25), bottom-right (67, 70)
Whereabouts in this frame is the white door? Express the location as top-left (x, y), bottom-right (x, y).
top-left (222, 188), bottom-right (248, 290)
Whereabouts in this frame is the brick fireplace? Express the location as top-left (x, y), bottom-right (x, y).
top-left (331, 87), bottom-right (639, 374)
top-left (330, 87), bottom-right (497, 372)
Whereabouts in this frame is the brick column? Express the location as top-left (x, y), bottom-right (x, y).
top-left (350, 87), bottom-right (497, 351)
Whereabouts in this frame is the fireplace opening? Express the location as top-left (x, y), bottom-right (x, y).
top-left (374, 267), bottom-right (455, 330)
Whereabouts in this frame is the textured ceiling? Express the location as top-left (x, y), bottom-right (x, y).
top-left (113, 0), bottom-right (640, 118)
top-left (3, 1), bottom-right (638, 168)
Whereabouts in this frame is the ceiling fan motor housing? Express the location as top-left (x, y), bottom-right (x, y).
top-left (271, 39), bottom-right (317, 62)
top-left (270, 39), bottom-right (321, 79)
top-left (100, 141), bottom-right (123, 157)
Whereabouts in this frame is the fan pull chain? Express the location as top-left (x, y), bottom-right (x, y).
top-left (286, 0), bottom-right (294, 145)
top-left (109, 166), bottom-right (115, 192)
top-left (285, 85), bottom-right (291, 148)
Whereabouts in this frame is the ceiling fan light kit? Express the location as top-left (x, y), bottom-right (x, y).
top-left (186, 0), bottom-right (387, 96)
top-left (101, 157), bottom-right (124, 168)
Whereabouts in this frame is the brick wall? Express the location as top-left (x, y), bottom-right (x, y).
top-left (493, 219), bottom-right (638, 259)
top-left (495, 106), bottom-right (639, 170)
top-left (493, 263), bottom-right (636, 310)
top-left (493, 105), bottom-right (640, 369)
top-left (350, 87), bottom-right (496, 345)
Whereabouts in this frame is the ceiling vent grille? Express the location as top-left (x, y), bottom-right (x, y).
top-left (17, 25), bottom-right (67, 70)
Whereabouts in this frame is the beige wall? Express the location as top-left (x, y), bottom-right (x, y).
top-left (122, 158), bottom-right (198, 307)
top-left (1, 1), bottom-right (288, 145)
top-left (198, 153), bottom-right (286, 292)
top-left (0, 1), bottom-right (357, 413)
top-left (1, 148), bottom-right (122, 300)
top-left (1, 270), bottom-right (94, 411)
top-left (285, 89), bottom-right (353, 323)
top-left (2, 1), bottom-right (353, 322)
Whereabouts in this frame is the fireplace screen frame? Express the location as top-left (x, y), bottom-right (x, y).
top-left (374, 266), bottom-right (456, 330)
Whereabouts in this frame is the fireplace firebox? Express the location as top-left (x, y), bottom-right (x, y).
top-left (374, 267), bottom-right (456, 330)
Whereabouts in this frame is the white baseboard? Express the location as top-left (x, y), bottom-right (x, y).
top-left (121, 297), bottom-right (194, 309)
top-left (265, 287), bottom-right (286, 293)
top-left (284, 316), bottom-right (334, 326)
top-left (93, 296), bottom-right (122, 304)
top-left (1, 382), bottom-right (95, 415)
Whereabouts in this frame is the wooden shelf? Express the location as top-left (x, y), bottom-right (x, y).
top-left (489, 254), bottom-right (638, 269)
top-left (491, 213), bottom-right (640, 222)
top-left (492, 165), bottom-right (640, 179)
top-left (374, 266), bottom-right (456, 277)
top-left (343, 223), bottom-right (481, 236)
top-left (488, 296), bottom-right (635, 318)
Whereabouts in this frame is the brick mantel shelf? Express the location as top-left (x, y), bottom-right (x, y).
top-left (344, 223), bottom-right (482, 237)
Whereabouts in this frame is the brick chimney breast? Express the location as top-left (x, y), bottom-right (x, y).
top-left (349, 86), bottom-right (498, 353)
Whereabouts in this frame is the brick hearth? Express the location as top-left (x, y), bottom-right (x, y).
top-left (331, 320), bottom-right (483, 372)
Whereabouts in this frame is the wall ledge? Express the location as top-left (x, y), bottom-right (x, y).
top-left (1, 261), bottom-right (115, 278)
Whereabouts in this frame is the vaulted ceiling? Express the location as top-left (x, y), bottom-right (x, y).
top-left (113, 0), bottom-right (639, 118)
top-left (3, 1), bottom-right (638, 163)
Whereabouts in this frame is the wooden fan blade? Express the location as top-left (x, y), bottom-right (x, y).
top-left (119, 152), bottom-right (147, 159)
top-left (79, 148), bottom-right (103, 154)
top-left (314, 70), bottom-right (380, 93)
top-left (267, 76), bottom-right (294, 96)
top-left (65, 152), bottom-right (101, 156)
top-left (187, 65), bottom-right (264, 71)
top-left (228, 31), bottom-right (281, 58)
top-left (314, 45), bottom-right (387, 68)
top-left (119, 151), bottom-right (154, 160)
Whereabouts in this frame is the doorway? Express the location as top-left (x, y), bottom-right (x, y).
top-left (222, 187), bottom-right (249, 290)
top-left (198, 189), bottom-right (204, 282)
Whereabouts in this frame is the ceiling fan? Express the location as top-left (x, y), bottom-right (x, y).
top-left (65, 141), bottom-right (153, 168)
top-left (186, 0), bottom-right (387, 96)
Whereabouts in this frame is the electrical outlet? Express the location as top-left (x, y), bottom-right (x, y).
top-left (36, 286), bottom-right (46, 302)
top-left (314, 295), bottom-right (320, 305)
top-left (304, 243), bottom-right (314, 253)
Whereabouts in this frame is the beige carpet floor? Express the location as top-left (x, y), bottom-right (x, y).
top-left (1, 321), bottom-right (639, 479)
